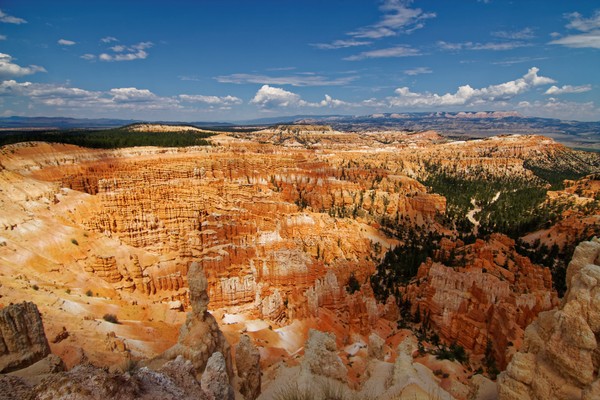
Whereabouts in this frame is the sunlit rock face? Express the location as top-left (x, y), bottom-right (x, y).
top-left (0, 129), bottom-right (597, 389)
top-left (0, 302), bottom-right (51, 373)
top-left (498, 238), bottom-right (600, 400)
top-left (404, 234), bottom-right (558, 368)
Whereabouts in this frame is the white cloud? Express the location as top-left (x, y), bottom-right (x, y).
top-left (0, 35), bottom-right (6, 41)
top-left (0, 53), bottom-right (46, 78)
top-left (215, 73), bottom-right (356, 86)
top-left (250, 85), bottom-right (303, 108)
top-left (97, 41), bottom-right (153, 62)
top-left (0, 80), bottom-right (106, 109)
top-left (0, 9), bottom-right (26, 24)
top-left (179, 94), bottom-right (242, 106)
top-left (80, 54), bottom-right (96, 60)
top-left (492, 28), bottom-right (535, 40)
top-left (249, 85), bottom-right (349, 109)
top-left (58, 39), bottom-right (76, 46)
top-left (386, 67), bottom-right (555, 107)
top-left (349, 0), bottom-right (435, 39)
top-left (0, 80), bottom-right (246, 114)
top-left (312, 39), bottom-right (372, 50)
top-left (565, 11), bottom-right (600, 32)
top-left (438, 40), bottom-right (530, 51)
top-left (100, 36), bottom-right (118, 43)
top-left (345, 45), bottom-right (421, 61)
top-left (109, 87), bottom-right (157, 103)
top-left (544, 84), bottom-right (592, 95)
top-left (550, 10), bottom-right (600, 49)
top-left (550, 32), bottom-right (600, 49)
top-left (492, 56), bottom-right (548, 66)
top-left (319, 94), bottom-right (352, 108)
top-left (404, 67), bottom-right (432, 75)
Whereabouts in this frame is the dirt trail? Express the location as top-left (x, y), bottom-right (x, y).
top-left (467, 191), bottom-right (501, 235)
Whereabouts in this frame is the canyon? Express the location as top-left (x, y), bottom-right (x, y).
top-left (0, 124), bottom-right (599, 398)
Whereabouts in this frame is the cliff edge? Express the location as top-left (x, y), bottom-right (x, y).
top-left (498, 238), bottom-right (600, 400)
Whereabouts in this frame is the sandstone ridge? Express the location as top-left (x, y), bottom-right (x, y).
top-left (498, 238), bottom-right (600, 400)
top-left (0, 302), bottom-right (51, 373)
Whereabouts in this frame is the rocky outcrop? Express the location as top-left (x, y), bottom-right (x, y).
top-left (301, 329), bottom-right (347, 381)
top-left (405, 234), bottom-right (558, 368)
top-left (8, 353), bottom-right (66, 383)
top-left (26, 359), bottom-right (210, 400)
top-left (85, 255), bottom-right (122, 283)
top-left (0, 302), bottom-right (51, 373)
top-left (235, 334), bottom-right (261, 400)
top-left (498, 238), bottom-right (600, 400)
top-left (368, 332), bottom-right (385, 360)
top-left (201, 352), bottom-right (234, 400)
top-left (161, 262), bottom-right (232, 376)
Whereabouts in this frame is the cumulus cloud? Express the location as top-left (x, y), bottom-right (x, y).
top-left (318, 94), bottom-right (352, 108)
top-left (215, 73), bottom-right (357, 87)
top-left (544, 84), bottom-right (592, 95)
top-left (311, 39), bottom-right (372, 50)
top-left (250, 85), bottom-right (349, 109)
top-left (350, 0), bottom-right (435, 39)
top-left (100, 36), bottom-right (118, 43)
top-left (550, 10), bottom-right (600, 48)
top-left (0, 53), bottom-right (46, 78)
top-left (99, 42), bottom-right (153, 62)
top-left (345, 45), bottom-right (421, 60)
top-left (0, 80), bottom-right (107, 108)
top-left (404, 67), bottom-right (432, 75)
top-left (438, 40), bottom-right (530, 51)
top-left (0, 80), bottom-right (244, 113)
top-left (250, 85), bottom-right (303, 108)
top-left (179, 94), bottom-right (242, 106)
top-left (109, 87), bottom-right (157, 102)
top-left (58, 39), bottom-right (76, 46)
top-left (0, 9), bottom-right (26, 24)
top-left (386, 67), bottom-right (555, 107)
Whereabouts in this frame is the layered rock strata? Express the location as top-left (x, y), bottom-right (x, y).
top-left (236, 334), bottom-right (261, 400)
top-left (161, 261), bottom-right (232, 375)
top-left (405, 234), bottom-right (558, 368)
top-left (301, 329), bottom-right (347, 381)
top-left (0, 302), bottom-right (51, 373)
top-left (498, 238), bottom-right (600, 400)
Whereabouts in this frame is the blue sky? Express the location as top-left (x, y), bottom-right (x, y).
top-left (0, 0), bottom-right (599, 121)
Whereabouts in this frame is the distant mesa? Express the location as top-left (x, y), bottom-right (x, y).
top-left (442, 111), bottom-right (523, 119)
top-left (122, 123), bottom-right (212, 133)
top-left (271, 124), bottom-right (334, 134)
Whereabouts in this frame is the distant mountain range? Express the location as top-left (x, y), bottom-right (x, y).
top-left (295, 113), bottom-right (600, 151)
top-left (1, 113), bottom-right (599, 151)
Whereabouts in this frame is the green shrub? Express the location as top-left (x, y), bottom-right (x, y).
top-left (346, 273), bottom-right (361, 294)
top-left (71, 238), bottom-right (79, 246)
top-left (85, 289), bottom-right (93, 297)
top-left (32, 284), bottom-right (39, 291)
top-left (103, 314), bottom-right (119, 324)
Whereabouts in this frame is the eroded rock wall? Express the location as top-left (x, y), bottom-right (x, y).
top-left (498, 238), bottom-right (600, 400)
top-left (0, 302), bottom-right (51, 373)
top-left (405, 234), bottom-right (558, 368)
